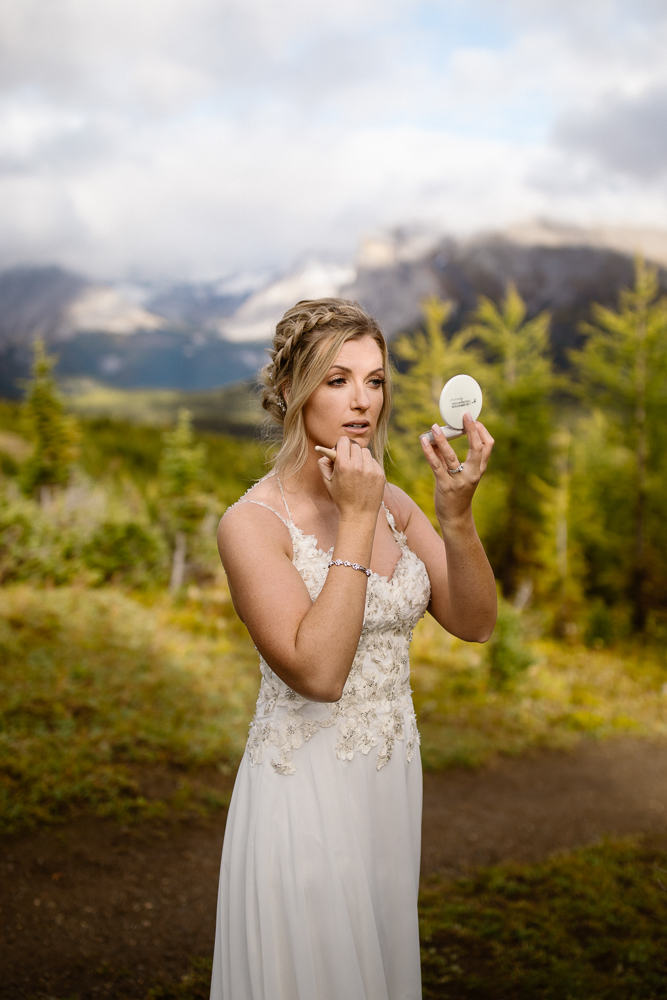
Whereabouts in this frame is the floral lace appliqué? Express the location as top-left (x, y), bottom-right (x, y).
top-left (244, 507), bottom-right (431, 775)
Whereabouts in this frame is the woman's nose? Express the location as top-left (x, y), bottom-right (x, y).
top-left (352, 383), bottom-right (370, 408)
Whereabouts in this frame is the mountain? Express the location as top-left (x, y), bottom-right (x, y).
top-left (218, 260), bottom-right (356, 343)
top-left (0, 266), bottom-right (270, 398)
top-left (355, 221), bottom-right (667, 361)
top-left (215, 220), bottom-right (667, 365)
top-left (1, 221), bottom-right (666, 401)
top-left (419, 230), bottom-right (659, 366)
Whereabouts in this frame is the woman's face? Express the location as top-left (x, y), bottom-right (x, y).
top-left (302, 335), bottom-right (386, 451)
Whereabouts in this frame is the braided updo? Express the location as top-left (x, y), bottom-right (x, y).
top-left (261, 298), bottom-right (391, 475)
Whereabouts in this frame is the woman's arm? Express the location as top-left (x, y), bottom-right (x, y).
top-left (391, 412), bottom-right (497, 642)
top-left (218, 439), bottom-right (386, 702)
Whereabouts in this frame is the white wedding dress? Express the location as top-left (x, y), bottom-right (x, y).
top-left (210, 481), bottom-right (431, 1000)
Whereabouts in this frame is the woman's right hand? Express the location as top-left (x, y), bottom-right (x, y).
top-left (317, 436), bottom-right (386, 520)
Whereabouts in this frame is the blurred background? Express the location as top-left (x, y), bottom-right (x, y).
top-left (1, 1), bottom-right (666, 998)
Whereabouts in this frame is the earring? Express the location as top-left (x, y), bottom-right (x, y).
top-left (278, 397), bottom-right (286, 415)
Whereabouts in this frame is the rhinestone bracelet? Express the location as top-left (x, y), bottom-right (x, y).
top-left (328, 559), bottom-right (371, 578)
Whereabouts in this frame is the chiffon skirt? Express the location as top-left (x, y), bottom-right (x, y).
top-left (210, 726), bottom-right (423, 1000)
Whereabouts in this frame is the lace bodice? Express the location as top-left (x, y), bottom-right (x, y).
top-left (233, 480), bottom-right (431, 775)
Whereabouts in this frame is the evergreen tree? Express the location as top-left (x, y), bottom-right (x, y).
top-left (532, 428), bottom-right (586, 636)
top-left (569, 259), bottom-right (667, 631)
top-left (458, 284), bottom-right (556, 599)
top-left (159, 409), bottom-right (208, 593)
top-left (20, 339), bottom-right (79, 502)
top-left (391, 289), bottom-right (558, 603)
top-left (390, 296), bottom-right (475, 516)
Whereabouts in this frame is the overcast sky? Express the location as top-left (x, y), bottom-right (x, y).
top-left (1, 0), bottom-right (666, 281)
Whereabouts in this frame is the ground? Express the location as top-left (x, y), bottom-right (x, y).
top-left (2, 736), bottom-right (667, 1000)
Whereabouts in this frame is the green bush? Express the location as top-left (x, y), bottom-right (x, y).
top-left (485, 599), bottom-right (535, 690)
top-left (0, 451), bottom-right (19, 476)
top-left (584, 599), bottom-right (615, 648)
top-left (0, 498), bottom-right (83, 585)
top-left (0, 503), bottom-right (33, 582)
top-left (82, 519), bottom-right (169, 587)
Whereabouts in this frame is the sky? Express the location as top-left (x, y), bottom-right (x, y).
top-left (1, 0), bottom-right (666, 282)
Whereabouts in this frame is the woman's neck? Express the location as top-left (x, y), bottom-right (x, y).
top-left (278, 447), bottom-right (334, 509)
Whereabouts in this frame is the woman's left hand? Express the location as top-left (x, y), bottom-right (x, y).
top-left (420, 413), bottom-right (494, 524)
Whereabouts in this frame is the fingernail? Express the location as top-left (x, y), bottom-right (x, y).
top-left (431, 423), bottom-right (440, 435)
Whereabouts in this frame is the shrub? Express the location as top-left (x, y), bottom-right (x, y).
top-left (0, 498), bottom-right (82, 585)
top-left (485, 599), bottom-right (535, 690)
top-left (584, 599), bottom-right (616, 648)
top-left (82, 520), bottom-right (168, 587)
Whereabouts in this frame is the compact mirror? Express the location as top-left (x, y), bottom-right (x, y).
top-left (424, 373), bottom-right (483, 441)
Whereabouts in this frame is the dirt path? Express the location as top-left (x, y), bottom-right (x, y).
top-left (3, 737), bottom-right (667, 1000)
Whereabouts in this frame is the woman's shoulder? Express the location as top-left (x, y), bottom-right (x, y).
top-left (224, 474), bottom-right (283, 513)
top-left (217, 478), bottom-right (294, 570)
top-left (218, 475), bottom-right (290, 542)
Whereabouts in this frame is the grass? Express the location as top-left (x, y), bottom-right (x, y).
top-left (2, 582), bottom-right (666, 999)
top-left (0, 583), bottom-right (665, 833)
top-left (137, 838), bottom-right (667, 999)
top-left (0, 584), bottom-right (258, 832)
top-left (60, 376), bottom-right (264, 435)
top-left (419, 838), bottom-right (667, 1000)
top-left (410, 613), bottom-right (667, 770)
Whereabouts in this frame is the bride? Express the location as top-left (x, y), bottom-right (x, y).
top-left (210, 297), bottom-right (496, 999)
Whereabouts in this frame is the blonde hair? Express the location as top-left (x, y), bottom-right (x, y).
top-left (261, 298), bottom-right (392, 476)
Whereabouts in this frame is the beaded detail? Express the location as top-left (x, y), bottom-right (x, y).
top-left (229, 478), bottom-right (431, 775)
top-left (328, 559), bottom-right (371, 577)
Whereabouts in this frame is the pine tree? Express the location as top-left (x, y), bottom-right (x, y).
top-left (20, 339), bottom-right (79, 502)
top-left (159, 409), bottom-right (208, 593)
top-left (570, 259), bottom-right (667, 631)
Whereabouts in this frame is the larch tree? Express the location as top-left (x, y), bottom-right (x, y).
top-left (20, 339), bottom-right (79, 504)
top-left (457, 284), bottom-right (556, 600)
top-left (569, 259), bottom-right (667, 632)
top-left (390, 296), bottom-right (479, 518)
top-left (159, 408), bottom-right (208, 594)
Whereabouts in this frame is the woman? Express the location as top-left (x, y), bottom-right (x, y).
top-left (210, 298), bottom-right (496, 1000)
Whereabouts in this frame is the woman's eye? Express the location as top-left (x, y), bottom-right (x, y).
top-left (326, 375), bottom-right (384, 387)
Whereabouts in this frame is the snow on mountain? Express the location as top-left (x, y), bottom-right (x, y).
top-left (2, 220), bottom-right (667, 400)
top-left (218, 260), bottom-right (356, 343)
top-left (213, 269), bottom-right (275, 298)
top-left (67, 284), bottom-right (165, 335)
top-left (356, 228), bottom-right (441, 270)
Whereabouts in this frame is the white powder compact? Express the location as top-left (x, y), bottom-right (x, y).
top-left (424, 374), bottom-right (483, 442)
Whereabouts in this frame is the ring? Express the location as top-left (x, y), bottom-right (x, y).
top-left (447, 463), bottom-right (465, 476)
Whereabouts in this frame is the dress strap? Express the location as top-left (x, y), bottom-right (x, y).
top-left (275, 477), bottom-right (294, 525)
top-left (237, 482), bottom-right (401, 542)
top-left (382, 501), bottom-right (406, 545)
top-left (235, 499), bottom-right (290, 529)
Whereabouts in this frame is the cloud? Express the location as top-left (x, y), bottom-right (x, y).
top-left (0, 0), bottom-right (412, 112)
top-left (0, 0), bottom-right (666, 279)
top-left (553, 85), bottom-right (667, 180)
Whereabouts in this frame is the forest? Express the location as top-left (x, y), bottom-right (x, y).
top-left (1, 260), bottom-right (666, 998)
